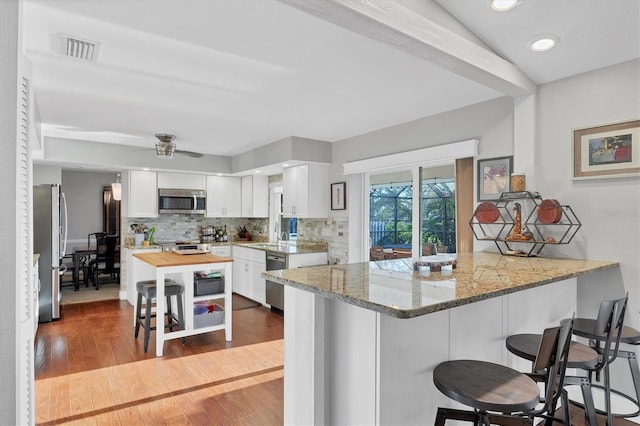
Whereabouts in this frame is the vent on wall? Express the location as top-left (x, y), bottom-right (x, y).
top-left (57, 33), bottom-right (100, 61)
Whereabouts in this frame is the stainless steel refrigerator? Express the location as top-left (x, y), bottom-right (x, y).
top-left (33, 184), bottom-right (68, 322)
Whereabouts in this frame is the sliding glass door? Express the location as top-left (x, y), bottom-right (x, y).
top-left (368, 165), bottom-right (455, 260)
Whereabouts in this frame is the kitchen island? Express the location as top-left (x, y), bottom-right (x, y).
top-left (262, 252), bottom-right (619, 425)
top-left (133, 252), bottom-right (233, 356)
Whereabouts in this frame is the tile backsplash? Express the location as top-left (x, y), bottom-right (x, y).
top-left (297, 218), bottom-right (349, 264)
top-left (123, 215), bottom-right (269, 243)
top-left (122, 214), bottom-right (350, 264)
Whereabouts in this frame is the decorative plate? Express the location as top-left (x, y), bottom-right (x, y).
top-left (538, 199), bottom-right (563, 224)
top-left (475, 201), bottom-right (500, 223)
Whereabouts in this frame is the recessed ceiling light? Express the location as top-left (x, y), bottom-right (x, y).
top-left (529, 36), bottom-right (557, 52)
top-left (490, 0), bottom-right (518, 12)
top-left (282, 163), bottom-right (290, 167)
top-left (255, 170), bottom-right (261, 173)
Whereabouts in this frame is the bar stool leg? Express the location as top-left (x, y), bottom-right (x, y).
top-left (176, 293), bottom-right (184, 332)
top-left (623, 349), bottom-right (640, 415)
top-left (604, 363), bottom-right (614, 426)
top-left (144, 294), bottom-right (152, 353)
top-left (177, 293), bottom-right (186, 345)
top-left (134, 291), bottom-right (142, 338)
top-left (166, 295), bottom-right (174, 331)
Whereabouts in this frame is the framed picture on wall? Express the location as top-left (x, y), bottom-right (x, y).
top-left (331, 182), bottom-right (346, 210)
top-left (573, 119), bottom-right (640, 179)
top-left (477, 156), bottom-right (512, 201)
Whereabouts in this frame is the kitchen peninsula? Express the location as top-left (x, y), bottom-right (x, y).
top-left (132, 252), bottom-right (233, 357)
top-left (262, 252), bottom-right (619, 425)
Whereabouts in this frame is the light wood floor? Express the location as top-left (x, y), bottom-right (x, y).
top-left (35, 299), bottom-right (284, 425)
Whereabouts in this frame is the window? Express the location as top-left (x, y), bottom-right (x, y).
top-left (420, 177), bottom-right (456, 253)
top-left (368, 166), bottom-right (455, 260)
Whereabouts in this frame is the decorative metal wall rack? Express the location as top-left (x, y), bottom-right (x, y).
top-left (469, 191), bottom-right (581, 256)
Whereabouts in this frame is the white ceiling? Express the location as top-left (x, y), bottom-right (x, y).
top-left (22, 0), bottom-right (639, 163)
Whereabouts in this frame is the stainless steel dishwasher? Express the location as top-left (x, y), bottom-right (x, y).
top-left (265, 252), bottom-right (287, 312)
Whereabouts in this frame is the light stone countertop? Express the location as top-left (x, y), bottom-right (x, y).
top-left (261, 252), bottom-right (619, 319)
top-left (233, 241), bottom-right (328, 255)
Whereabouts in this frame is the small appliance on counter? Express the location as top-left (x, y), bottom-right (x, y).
top-left (155, 240), bottom-right (201, 252)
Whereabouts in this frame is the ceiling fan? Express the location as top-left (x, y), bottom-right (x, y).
top-left (154, 133), bottom-right (203, 158)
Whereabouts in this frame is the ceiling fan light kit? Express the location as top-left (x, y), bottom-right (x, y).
top-left (155, 133), bottom-right (176, 158)
top-left (153, 133), bottom-right (203, 159)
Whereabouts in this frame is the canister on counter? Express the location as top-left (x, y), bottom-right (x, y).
top-left (511, 173), bottom-right (526, 192)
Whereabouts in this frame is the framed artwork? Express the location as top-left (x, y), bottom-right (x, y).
top-left (573, 119), bottom-right (640, 179)
top-left (331, 182), bottom-right (346, 210)
top-left (477, 156), bottom-right (512, 201)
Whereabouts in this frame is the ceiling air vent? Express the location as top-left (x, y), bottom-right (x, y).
top-left (58, 34), bottom-right (100, 62)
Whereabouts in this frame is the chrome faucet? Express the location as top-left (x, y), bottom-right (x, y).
top-left (281, 231), bottom-right (289, 242)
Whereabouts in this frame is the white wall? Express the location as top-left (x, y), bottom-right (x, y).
top-left (33, 164), bottom-right (61, 184)
top-left (0, 1), bottom-right (21, 422)
top-left (61, 170), bottom-right (118, 242)
top-left (536, 59), bottom-right (640, 330)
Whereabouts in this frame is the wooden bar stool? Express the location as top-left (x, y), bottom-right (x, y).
top-left (134, 279), bottom-right (185, 353)
top-left (506, 294), bottom-right (628, 426)
top-left (433, 318), bottom-right (574, 426)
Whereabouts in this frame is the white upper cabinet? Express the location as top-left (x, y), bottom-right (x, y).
top-left (241, 175), bottom-right (268, 218)
top-left (206, 176), bottom-right (241, 217)
top-left (282, 163), bottom-right (329, 218)
top-left (128, 170), bottom-right (158, 217)
top-left (157, 172), bottom-right (205, 190)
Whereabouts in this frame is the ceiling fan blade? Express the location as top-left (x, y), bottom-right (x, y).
top-left (175, 149), bottom-right (203, 158)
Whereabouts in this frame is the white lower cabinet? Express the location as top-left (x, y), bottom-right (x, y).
top-left (125, 247), bottom-right (162, 305)
top-left (232, 246), bottom-right (266, 305)
top-left (288, 252), bottom-right (328, 269)
top-left (209, 245), bottom-right (231, 257)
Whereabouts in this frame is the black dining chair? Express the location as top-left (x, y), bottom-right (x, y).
top-left (85, 232), bottom-right (107, 287)
top-left (433, 317), bottom-right (574, 426)
top-left (92, 235), bottom-right (120, 290)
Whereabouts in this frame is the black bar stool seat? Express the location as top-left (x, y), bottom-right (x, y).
top-left (134, 279), bottom-right (185, 353)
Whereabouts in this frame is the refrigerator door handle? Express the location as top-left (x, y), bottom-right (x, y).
top-left (61, 192), bottom-right (68, 257)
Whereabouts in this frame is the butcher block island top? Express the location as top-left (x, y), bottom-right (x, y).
top-left (133, 251), bottom-right (233, 267)
top-left (262, 251), bottom-right (618, 319)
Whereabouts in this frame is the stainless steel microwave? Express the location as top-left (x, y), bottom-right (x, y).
top-left (158, 188), bottom-right (206, 214)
